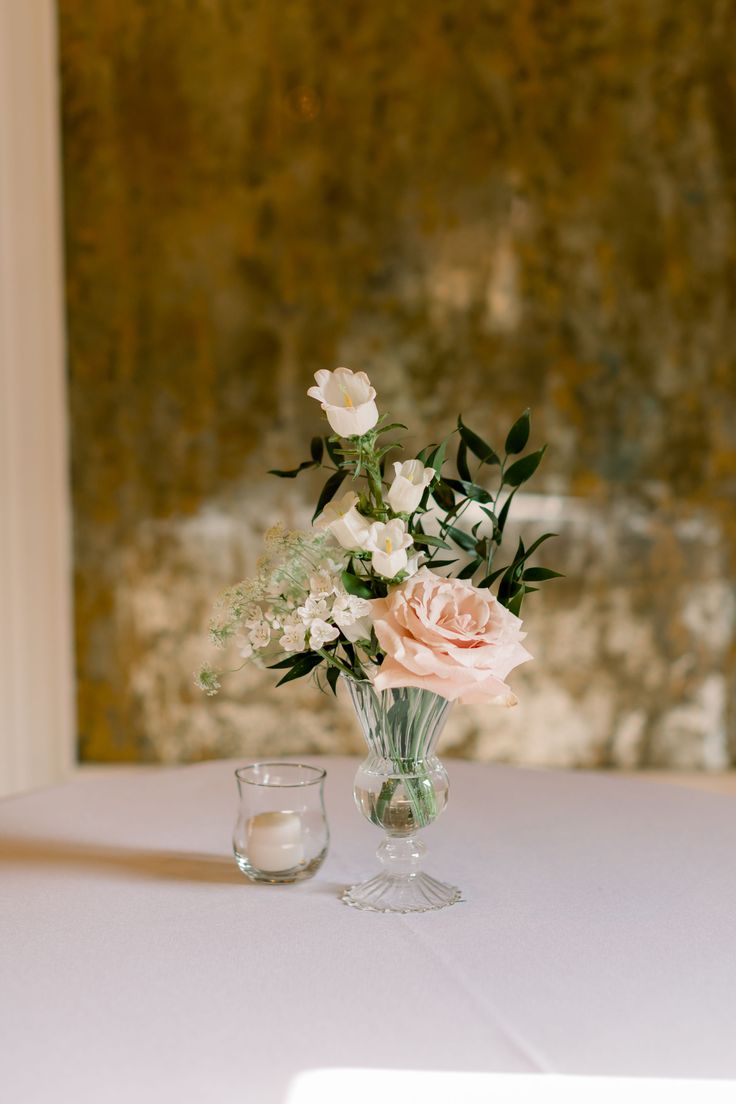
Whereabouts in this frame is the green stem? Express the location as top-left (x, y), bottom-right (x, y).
top-left (316, 649), bottom-right (357, 678)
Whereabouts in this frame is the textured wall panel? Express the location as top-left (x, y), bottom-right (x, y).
top-left (59, 0), bottom-right (736, 765)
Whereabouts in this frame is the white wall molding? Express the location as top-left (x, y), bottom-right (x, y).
top-left (0, 0), bottom-right (75, 795)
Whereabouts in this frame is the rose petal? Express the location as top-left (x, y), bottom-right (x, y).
top-left (369, 567), bottom-right (531, 705)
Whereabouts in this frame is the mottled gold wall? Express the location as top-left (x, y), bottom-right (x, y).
top-left (59, 0), bottom-right (736, 766)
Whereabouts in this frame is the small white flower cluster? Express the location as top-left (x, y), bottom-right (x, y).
top-left (285, 576), bottom-right (373, 652)
top-left (237, 572), bottom-right (372, 659)
top-left (208, 530), bottom-right (374, 669)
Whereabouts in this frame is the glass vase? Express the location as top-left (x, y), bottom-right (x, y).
top-left (342, 679), bottom-right (461, 913)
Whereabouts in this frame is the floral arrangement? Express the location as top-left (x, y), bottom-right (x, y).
top-left (197, 367), bottom-right (560, 705)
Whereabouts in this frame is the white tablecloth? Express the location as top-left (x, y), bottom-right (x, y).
top-left (1, 757), bottom-right (735, 1103)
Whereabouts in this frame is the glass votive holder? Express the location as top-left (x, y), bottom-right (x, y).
top-left (233, 763), bottom-right (329, 884)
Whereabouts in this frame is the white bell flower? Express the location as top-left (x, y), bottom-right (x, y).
top-left (307, 367), bottom-right (379, 438)
top-left (366, 518), bottom-right (414, 579)
top-left (339, 615), bottom-right (373, 643)
top-left (308, 619), bottom-right (340, 649)
top-left (314, 491), bottom-right (372, 550)
top-left (404, 551), bottom-right (425, 578)
top-left (387, 459), bottom-right (434, 515)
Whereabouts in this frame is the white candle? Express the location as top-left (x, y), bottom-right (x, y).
top-left (247, 811), bottom-right (305, 872)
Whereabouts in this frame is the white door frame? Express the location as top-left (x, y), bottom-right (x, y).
top-left (0, 0), bottom-right (76, 795)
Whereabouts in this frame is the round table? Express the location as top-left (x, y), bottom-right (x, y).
top-left (1, 757), bottom-right (735, 1102)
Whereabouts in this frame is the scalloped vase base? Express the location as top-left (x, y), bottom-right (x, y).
top-left (341, 872), bottom-right (462, 913)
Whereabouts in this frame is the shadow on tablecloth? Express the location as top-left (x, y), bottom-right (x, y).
top-left (0, 836), bottom-right (246, 885)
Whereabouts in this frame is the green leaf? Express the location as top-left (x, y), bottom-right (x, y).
top-left (324, 436), bottom-right (342, 467)
top-left (477, 505), bottom-right (499, 525)
top-left (417, 485), bottom-right (433, 512)
top-left (504, 409), bottom-right (531, 455)
top-left (431, 480), bottom-right (456, 511)
top-left (497, 574), bottom-right (514, 604)
top-left (268, 460), bottom-right (316, 478)
top-left (456, 559), bottom-right (481, 579)
top-left (416, 445), bottom-right (434, 464)
top-left (267, 654), bottom-right (307, 670)
top-left (341, 571), bottom-right (373, 599)
top-left (427, 440), bottom-right (448, 476)
top-left (326, 666), bottom-right (341, 695)
top-left (522, 567), bottom-right (565, 581)
top-left (375, 442), bottom-right (403, 462)
top-left (457, 417), bottom-right (500, 466)
top-left (310, 437), bottom-right (324, 464)
top-left (426, 558), bottom-right (459, 569)
top-left (509, 537), bottom-right (526, 575)
top-left (275, 652), bottom-right (323, 687)
top-left (523, 532), bottom-right (557, 560)
top-left (497, 488), bottom-right (517, 534)
top-left (478, 565), bottom-right (507, 587)
top-left (503, 445), bottom-right (547, 487)
top-left (506, 587), bottom-right (525, 616)
top-left (497, 554), bottom-right (522, 602)
top-left (475, 504), bottom-right (500, 541)
top-left (444, 524), bottom-right (477, 552)
top-left (456, 440), bottom-right (472, 482)
top-left (411, 532), bottom-right (450, 549)
top-left (312, 470), bottom-right (347, 522)
top-left (475, 537), bottom-right (490, 560)
top-left (377, 421), bottom-right (408, 434)
top-left (442, 477), bottom-right (494, 504)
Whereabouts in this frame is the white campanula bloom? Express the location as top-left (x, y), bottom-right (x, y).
top-left (308, 619), bottom-right (340, 649)
top-left (307, 367), bottom-right (379, 438)
top-left (365, 518), bottom-right (414, 579)
top-left (404, 551), bottom-right (425, 578)
top-left (387, 459), bottom-right (434, 515)
top-left (280, 623), bottom-right (307, 653)
top-left (314, 490), bottom-right (372, 551)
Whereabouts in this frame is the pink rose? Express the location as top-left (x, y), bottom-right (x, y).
top-left (371, 568), bottom-right (532, 705)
